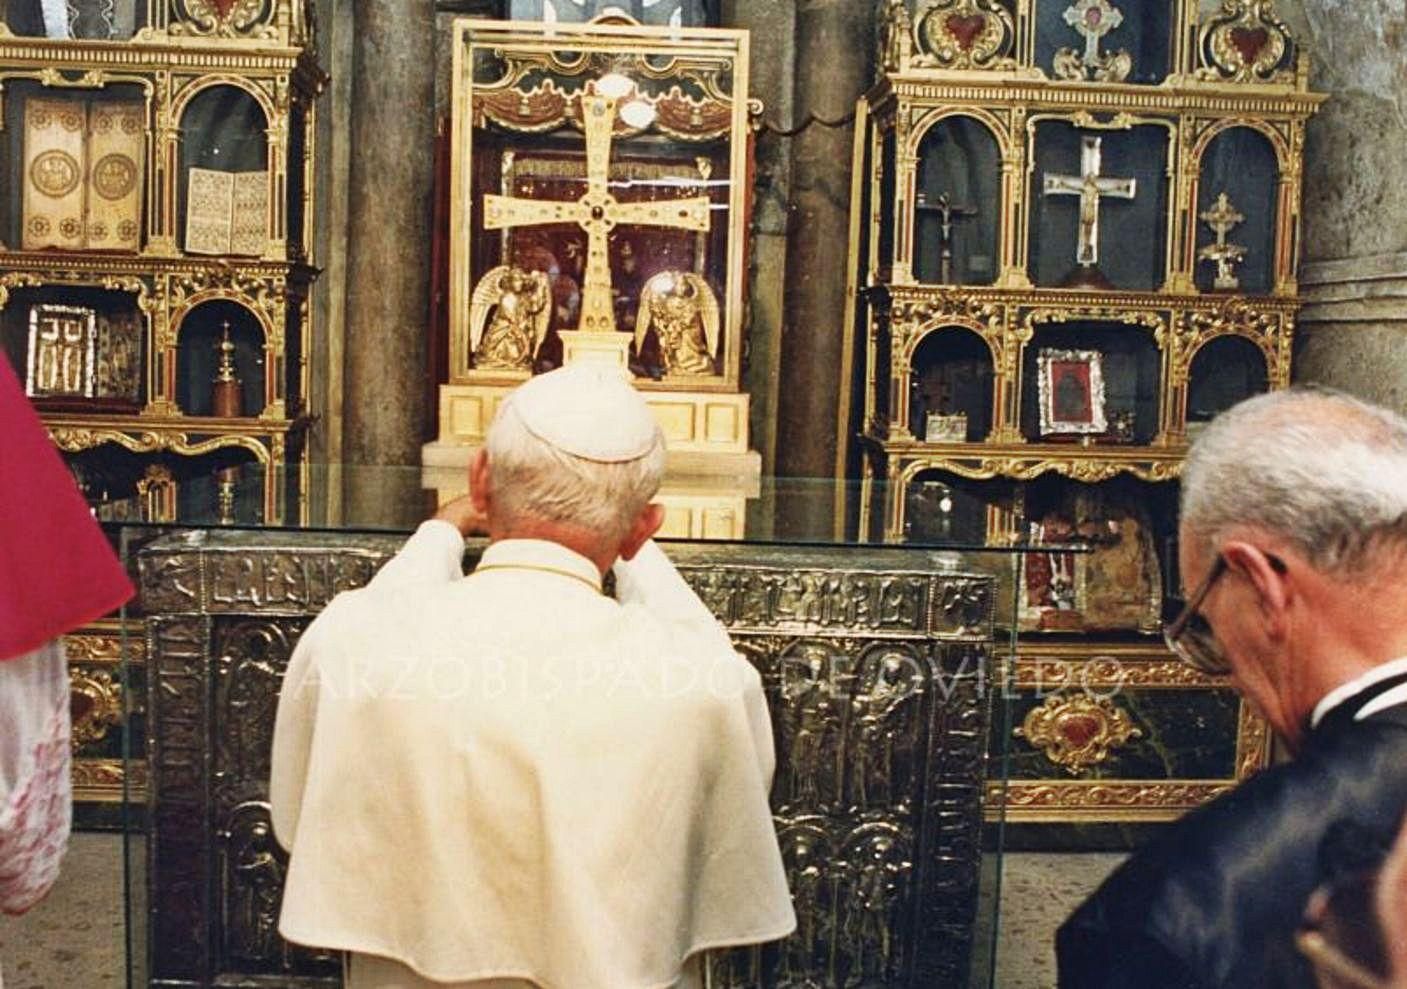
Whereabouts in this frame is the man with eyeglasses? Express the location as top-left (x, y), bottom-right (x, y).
top-left (1057, 387), bottom-right (1407, 989)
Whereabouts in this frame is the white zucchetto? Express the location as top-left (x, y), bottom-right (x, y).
top-left (503, 364), bottom-right (662, 463)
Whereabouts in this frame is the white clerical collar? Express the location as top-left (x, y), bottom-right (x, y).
top-left (473, 539), bottom-right (603, 594)
top-left (1310, 655), bottom-right (1407, 728)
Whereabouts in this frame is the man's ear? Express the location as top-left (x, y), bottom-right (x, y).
top-left (469, 448), bottom-right (492, 517)
top-left (1221, 539), bottom-right (1292, 640)
top-left (618, 502), bottom-right (666, 562)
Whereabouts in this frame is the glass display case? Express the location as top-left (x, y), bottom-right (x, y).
top-left (429, 16), bottom-right (759, 471)
top-left (101, 465), bottom-right (1073, 989)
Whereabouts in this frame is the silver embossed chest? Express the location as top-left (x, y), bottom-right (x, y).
top-left (139, 531), bottom-right (996, 988)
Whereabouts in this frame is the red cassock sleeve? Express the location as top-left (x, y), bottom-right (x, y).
top-left (0, 356), bottom-right (134, 661)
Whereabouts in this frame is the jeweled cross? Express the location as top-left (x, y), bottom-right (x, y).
top-left (1197, 192), bottom-right (1248, 291)
top-left (481, 90), bottom-right (712, 335)
top-left (1042, 135), bottom-right (1136, 270)
top-left (1063, 0), bottom-right (1123, 68)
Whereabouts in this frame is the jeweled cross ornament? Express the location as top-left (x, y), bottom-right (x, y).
top-left (1064, 0), bottom-right (1122, 67)
top-left (1197, 192), bottom-right (1248, 292)
top-left (482, 87), bottom-right (712, 338)
top-left (1042, 135), bottom-right (1136, 287)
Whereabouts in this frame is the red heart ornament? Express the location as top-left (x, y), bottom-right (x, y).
top-left (1056, 712), bottom-right (1102, 750)
top-left (1230, 26), bottom-right (1270, 64)
top-left (945, 13), bottom-right (988, 51)
top-left (210, 0), bottom-right (239, 17)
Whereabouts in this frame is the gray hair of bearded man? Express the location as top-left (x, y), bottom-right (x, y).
top-left (1182, 386), bottom-right (1407, 577)
top-left (484, 399), bottom-right (666, 545)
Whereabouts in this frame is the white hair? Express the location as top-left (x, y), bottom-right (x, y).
top-left (484, 401), bottom-right (665, 545)
top-left (1182, 386), bottom-right (1407, 574)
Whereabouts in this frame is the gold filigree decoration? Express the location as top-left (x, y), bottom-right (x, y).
top-left (69, 667), bottom-right (123, 750)
top-left (1013, 656), bottom-right (1225, 689)
top-left (1020, 306), bottom-right (1168, 347)
top-left (911, 0), bottom-right (1016, 71)
top-left (72, 758), bottom-right (146, 802)
top-left (1016, 692), bottom-right (1142, 774)
top-left (49, 428), bottom-right (272, 463)
top-left (1236, 702), bottom-right (1272, 779)
top-left (1173, 298), bottom-right (1281, 380)
top-left (891, 292), bottom-right (1004, 357)
top-left (1198, 0), bottom-right (1292, 84)
top-left (878, 0), bottom-right (914, 74)
top-left (170, 0), bottom-right (277, 41)
top-left (989, 780), bottom-right (1236, 814)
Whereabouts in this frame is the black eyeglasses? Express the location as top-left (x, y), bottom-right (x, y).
top-left (1163, 554), bottom-right (1230, 675)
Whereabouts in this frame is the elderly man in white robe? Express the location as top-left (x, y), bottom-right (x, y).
top-left (270, 365), bottom-right (795, 989)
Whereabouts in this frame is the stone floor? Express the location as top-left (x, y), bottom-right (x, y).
top-left (0, 835), bottom-right (1121, 988)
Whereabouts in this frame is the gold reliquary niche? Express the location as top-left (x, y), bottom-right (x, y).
top-left (448, 17), bottom-right (755, 395)
top-left (878, 0), bottom-right (1299, 86)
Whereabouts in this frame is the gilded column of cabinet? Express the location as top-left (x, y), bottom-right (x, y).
top-left (150, 74), bottom-right (180, 257)
top-left (1278, 118), bottom-right (1307, 296)
top-left (267, 75), bottom-right (291, 260)
top-left (998, 105), bottom-right (1028, 289)
top-left (892, 107), bottom-right (917, 286)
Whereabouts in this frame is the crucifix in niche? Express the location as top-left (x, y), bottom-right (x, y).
top-left (481, 84), bottom-right (713, 368)
top-left (916, 192), bottom-right (977, 284)
top-left (1054, 0), bottom-right (1133, 82)
top-left (1197, 192), bottom-right (1248, 292)
top-left (1043, 135), bottom-right (1136, 289)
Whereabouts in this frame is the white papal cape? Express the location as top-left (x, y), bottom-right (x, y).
top-left (270, 522), bottom-right (795, 989)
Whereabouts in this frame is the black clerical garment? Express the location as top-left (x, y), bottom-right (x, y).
top-left (1057, 678), bottom-right (1407, 989)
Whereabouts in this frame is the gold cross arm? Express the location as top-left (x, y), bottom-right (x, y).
top-left (608, 197), bottom-right (712, 232)
top-left (482, 194), bottom-right (586, 230)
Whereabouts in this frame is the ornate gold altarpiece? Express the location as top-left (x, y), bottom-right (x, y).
top-left (423, 17), bottom-right (762, 536)
top-left (0, 0), bottom-right (324, 812)
top-left (847, 0), bottom-right (1320, 824)
top-left (138, 529), bottom-right (998, 988)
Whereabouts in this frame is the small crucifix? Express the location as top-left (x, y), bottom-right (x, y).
top-left (1197, 192), bottom-right (1248, 292)
top-left (1043, 135), bottom-right (1136, 288)
top-left (916, 191), bottom-right (978, 283)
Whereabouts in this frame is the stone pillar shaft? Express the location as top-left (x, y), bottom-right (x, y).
top-left (775, 0), bottom-right (872, 484)
top-left (343, 0), bottom-right (436, 468)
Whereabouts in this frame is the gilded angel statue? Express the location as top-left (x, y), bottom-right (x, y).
top-left (469, 265), bottom-right (551, 371)
top-left (633, 271), bottom-right (720, 377)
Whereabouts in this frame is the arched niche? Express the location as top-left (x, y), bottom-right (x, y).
top-left (912, 115), bottom-right (1002, 286)
top-left (1020, 319), bottom-right (1162, 444)
top-left (177, 83), bottom-right (270, 256)
top-left (1193, 126), bottom-right (1280, 295)
top-left (902, 469), bottom-right (1010, 546)
top-left (1028, 120), bottom-right (1171, 291)
top-left (174, 299), bottom-right (267, 417)
top-left (1185, 335), bottom-right (1269, 433)
top-left (908, 325), bottom-right (995, 442)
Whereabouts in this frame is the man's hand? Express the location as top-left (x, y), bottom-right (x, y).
top-left (434, 494), bottom-right (488, 537)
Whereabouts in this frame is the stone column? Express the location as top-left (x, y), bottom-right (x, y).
top-left (343, 0), bottom-right (436, 467)
top-left (721, 0), bottom-right (795, 485)
top-left (1280, 0), bottom-right (1407, 413)
top-left (774, 0), bottom-right (872, 531)
top-left (341, 0), bottom-right (437, 523)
